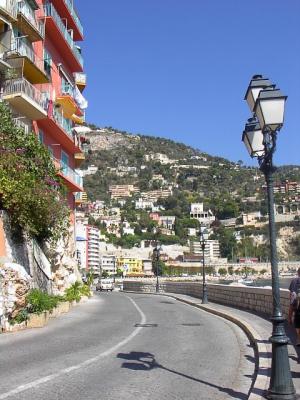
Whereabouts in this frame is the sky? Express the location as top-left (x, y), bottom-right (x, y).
top-left (76, 0), bottom-right (300, 166)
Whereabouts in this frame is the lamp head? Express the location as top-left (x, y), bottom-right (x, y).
top-left (244, 74), bottom-right (274, 113)
top-left (254, 87), bottom-right (287, 132)
top-left (242, 117), bottom-right (264, 158)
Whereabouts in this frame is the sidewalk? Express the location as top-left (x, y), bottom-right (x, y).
top-left (125, 290), bottom-right (300, 399)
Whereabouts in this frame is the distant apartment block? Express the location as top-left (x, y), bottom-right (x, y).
top-left (190, 240), bottom-right (220, 260)
top-left (86, 225), bottom-right (100, 274)
top-left (109, 184), bottom-right (139, 199)
top-left (100, 255), bottom-right (116, 276)
top-left (190, 203), bottom-right (215, 225)
top-left (141, 188), bottom-right (172, 202)
top-left (135, 198), bottom-right (154, 210)
top-left (263, 180), bottom-right (300, 195)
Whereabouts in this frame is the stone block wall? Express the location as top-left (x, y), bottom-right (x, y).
top-left (124, 281), bottom-right (290, 318)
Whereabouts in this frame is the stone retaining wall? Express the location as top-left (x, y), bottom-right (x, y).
top-left (123, 281), bottom-right (290, 318)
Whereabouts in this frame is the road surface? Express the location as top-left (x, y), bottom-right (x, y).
top-left (0, 292), bottom-right (254, 399)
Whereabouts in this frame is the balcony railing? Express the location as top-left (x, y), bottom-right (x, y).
top-left (17, 1), bottom-right (45, 38)
top-left (61, 82), bottom-right (74, 96)
top-left (10, 38), bottom-right (47, 75)
top-left (60, 160), bottom-right (83, 188)
top-left (13, 117), bottom-right (31, 134)
top-left (74, 72), bottom-right (86, 87)
top-left (0, 0), bottom-right (17, 19)
top-left (2, 78), bottom-right (47, 110)
top-left (64, 0), bottom-right (83, 37)
top-left (53, 108), bottom-right (73, 137)
top-left (44, 3), bottom-right (83, 68)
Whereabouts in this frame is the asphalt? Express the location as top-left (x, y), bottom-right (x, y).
top-left (134, 291), bottom-right (300, 400)
top-left (0, 291), bottom-right (255, 400)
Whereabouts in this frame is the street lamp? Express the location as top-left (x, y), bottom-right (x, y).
top-left (243, 75), bottom-right (295, 399)
top-left (153, 244), bottom-right (161, 293)
top-left (199, 225), bottom-right (209, 304)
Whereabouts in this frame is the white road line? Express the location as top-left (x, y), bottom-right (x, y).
top-left (0, 295), bottom-right (146, 400)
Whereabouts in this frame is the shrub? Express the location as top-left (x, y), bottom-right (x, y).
top-left (218, 268), bottom-right (227, 276)
top-left (80, 284), bottom-right (91, 297)
top-left (64, 281), bottom-right (82, 303)
top-left (10, 309), bottom-right (29, 325)
top-left (26, 289), bottom-right (62, 314)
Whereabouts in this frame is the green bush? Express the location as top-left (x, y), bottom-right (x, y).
top-left (26, 289), bottom-right (62, 314)
top-left (80, 284), bottom-right (91, 297)
top-left (10, 309), bottom-right (29, 325)
top-left (64, 281), bottom-right (82, 303)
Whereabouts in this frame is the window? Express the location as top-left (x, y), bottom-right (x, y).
top-left (44, 49), bottom-right (52, 78)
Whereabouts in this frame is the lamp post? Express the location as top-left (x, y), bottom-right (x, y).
top-left (199, 225), bottom-right (209, 304)
top-left (243, 75), bottom-right (295, 399)
top-left (153, 244), bottom-right (161, 293)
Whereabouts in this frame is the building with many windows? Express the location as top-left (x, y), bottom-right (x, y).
top-left (100, 255), bottom-right (116, 276)
top-left (190, 239), bottom-right (220, 260)
top-left (0, 1), bottom-right (87, 275)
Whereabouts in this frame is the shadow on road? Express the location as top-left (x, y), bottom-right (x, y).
top-left (117, 351), bottom-right (248, 399)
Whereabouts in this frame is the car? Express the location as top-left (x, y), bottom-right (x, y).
top-left (96, 279), bottom-right (114, 292)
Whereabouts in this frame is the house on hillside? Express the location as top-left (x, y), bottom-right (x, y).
top-left (190, 203), bottom-right (215, 225)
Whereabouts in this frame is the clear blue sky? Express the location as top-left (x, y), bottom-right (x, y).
top-left (76, 0), bottom-right (300, 166)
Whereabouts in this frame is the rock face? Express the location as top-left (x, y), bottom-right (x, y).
top-left (49, 225), bottom-right (81, 295)
top-left (0, 262), bottom-right (31, 327)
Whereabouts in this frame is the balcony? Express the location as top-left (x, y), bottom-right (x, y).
top-left (73, 72), bottom-right (86, 92)
top-left (53, 157), bottom-right (83, 192)
top-left (13, 117), bottom-right (31, 134)
top-left (17, 1), bottom-right (44, 42)
top-left (0, 0), bottom-right (17, 22)
top-left (5, 38), bottom-right (49, 84)
top-left (50, 0), bottom-right (83, 41)
top-left (74, 152), bottom-right (85, 167)
top-left (44, 3), bottom-right (83, 72)
top-left (37, 108), bottom-right (82, 154)
top-left (2, 78), bottom-right (47, 120)
top-left (56, 83), bottom-right (84, 123)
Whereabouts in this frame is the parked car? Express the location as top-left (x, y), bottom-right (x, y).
top-left (96, 279), bottom-right (114, 292)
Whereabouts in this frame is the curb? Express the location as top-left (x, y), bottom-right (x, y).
top-left (123, 290), bottom-right (269, 399)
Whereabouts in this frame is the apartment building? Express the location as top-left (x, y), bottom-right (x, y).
top-left (140, 188), bottom-right (172, 202)
top-left (109, 185), bottom-right (139, 199)
top-left (190, 239), bottom-right (220, 260)
top-left (116, 257), bottom-right (143, 276)
top-left (86, 225), bottom-right (100, 274)
top-left (0, 0), bottom-right (87, 243)
top-left (100, 255), bottom-right (116, 276)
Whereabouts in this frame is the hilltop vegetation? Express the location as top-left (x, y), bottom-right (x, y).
top-left (80, 125), bottom-right (300, 260)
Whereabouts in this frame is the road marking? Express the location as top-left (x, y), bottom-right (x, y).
top-left (0, 295), bottom-right (146, 399)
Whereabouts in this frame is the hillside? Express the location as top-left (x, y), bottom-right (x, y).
top-left (81, 126), bottom-right (300, 207)
top-left (78, 126), bottom-right (300, 260)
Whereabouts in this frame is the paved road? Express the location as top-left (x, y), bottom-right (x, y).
top-left (0, 292), bottom-right (254, 400)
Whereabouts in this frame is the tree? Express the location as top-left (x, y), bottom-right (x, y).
top-left (101, 270), bottom-right (109, 279)
top-left (0, 102), bottom-right (69, 242)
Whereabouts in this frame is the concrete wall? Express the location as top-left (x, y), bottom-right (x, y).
top-left (123, 281), bottom-right (290, 318)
